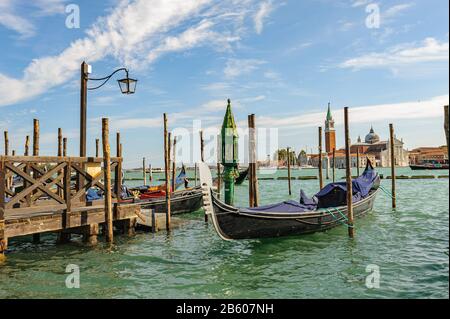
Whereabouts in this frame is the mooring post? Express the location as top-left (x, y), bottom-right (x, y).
top-left (24, 135), bottom-right (31, 208)
top-left (172, 136), bottom-right (177, 192)
top-left (318, 126), bottom-right (323, 190)
top-left (332, 148), bottom-right (336, 183)
top-left (149, 164), bottom-right (153, 183)
top-left (95, 138), bottom-right (99, 158)
top-left (4, 131), bottom-right (10, 190)
top-left (248, 115), bottom-right (254, 207)
top-left (4, 131), bottom-right (8, 156)
top-left (33, 119), bottom-right (39, 157)
top-left (194, 163), bottom-right (197, 186)
top-left (102, 118), bottom-right (114, 243)
top-left (344, 107), bottom-right (354, 238)
top-left (252, 115), bottom-right (259, 206)
top-left (32, 119), bottom-right (40, 244)
top-left (389, 124), bottom-right (396, 209)
top-left (115, 132), bottom-right (122, 212)
top-left (444, 105), bottom-right (449, 161)
top-left (248, 114), bottom-right (259, 206)
top-left (0, 160), bottom-right (7, 260)
top-left (57, 128), bottom-right (63, 157)
top-left (200, 130), bottom-right (205, 162)
top-left (63, 138), bottom-right (67, 157)
top-left (142, 157), bottom-right (147, 186)
top-left (356, 147), bottom-right (360, 176)
top-left (57, 128), bottom-right (64, 201)
top-left (24, 135), bottom-right (30, 156)
top-left (287, 147), bottom-right (292, 196)
top-left (163, 114), bottom-right (171, 231)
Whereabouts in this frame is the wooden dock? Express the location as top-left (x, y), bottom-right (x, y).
top-left (0, 155), bottom-right (142, 254)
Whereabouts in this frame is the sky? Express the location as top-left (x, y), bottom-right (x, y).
top-left (0, 0), bottom-right (448, 168)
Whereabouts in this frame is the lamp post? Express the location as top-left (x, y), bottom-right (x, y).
top-left (79, 61), bottom-right (137, 157)
top-left (220, 99), bottom-right (239, 206)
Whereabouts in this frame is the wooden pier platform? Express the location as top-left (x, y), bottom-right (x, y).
top-left (0, 155), bottom-right (143, 254)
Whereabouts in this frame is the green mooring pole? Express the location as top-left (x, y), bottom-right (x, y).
top-left (221, 99), bottom-right (239, 206)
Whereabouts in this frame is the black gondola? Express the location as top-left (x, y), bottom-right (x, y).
top-left (140, 186), bottom-right (203, 215)
top-left (199, 161), bottom-right (380, 240)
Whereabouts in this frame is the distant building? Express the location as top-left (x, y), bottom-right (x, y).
top-left (325, 103), bottom-right (336, 153)
top-left (409, 146), bottom-right (448, 165)
top-left (350, 126), bottom-right (409, 167)
top-left (307, 106), bottom-right (410, 169)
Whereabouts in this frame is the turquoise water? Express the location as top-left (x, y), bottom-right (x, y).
top-left (0, 168), bottom-right (448, 299)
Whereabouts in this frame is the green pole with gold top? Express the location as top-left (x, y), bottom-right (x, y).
top-left (220, 99), bottom-right (239, 206)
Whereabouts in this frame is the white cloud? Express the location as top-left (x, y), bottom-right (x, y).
top-left (0, 0), bottom-right (67, 37)
top-left (339, 37), bottom-right (449, 70)
top-left (33, 0), bottom-right (67, 16)
top-left (224, 59), bottom-right (266, 78)
top-left (383, 3), bottom-right (414, 20)
top-left (0, 0), bottom-right (36, 37)
top-left (352, 0), bottom-right (371, 7)
top-left (254, 1), bottom-right (273, 34)
top-left (0, 0), bottom-right (262, 107)
top-left (254, 94), bottom-right (449, 129)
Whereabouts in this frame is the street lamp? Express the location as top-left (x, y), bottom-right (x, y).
top-left (79, 61), bottom-right (138, 157)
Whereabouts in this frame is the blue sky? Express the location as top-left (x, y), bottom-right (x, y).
top-left (0, 0), bottom-right (448, 167)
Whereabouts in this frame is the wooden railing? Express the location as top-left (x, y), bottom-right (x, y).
top-left (0, 156), bottom-right (122, 223)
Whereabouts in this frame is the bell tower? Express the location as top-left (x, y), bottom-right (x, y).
top-left (325, 102), bottom-right (336, 153)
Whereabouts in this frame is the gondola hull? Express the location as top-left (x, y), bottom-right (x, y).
top-left (209, 189), bottom-right (378, 240)
top-left (140, 187), bottom-right (203, 215)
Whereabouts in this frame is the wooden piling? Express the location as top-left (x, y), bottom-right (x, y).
top-left (217, 163), bottom-right (221, 199)
top-left (102, 118), bottom-right (114, 243)
top-left (0, 159), bottom-right (6, 260)
top-left (32, 119), bottom-right (40, 244)
top-left (149, 164), bottom-right (153, 183)
top-left (389, 124), bottom-right (396, 209)
top-left (95, 138), bottom-right (99, 158)
top-left (344, 107), bottom-right (354, 238)
top-left (143, 157), bottom-right (147, 186)
top-left (115, 132), bottom-right (122, 202)
top-left (332, 148), bottom-right (336, 183)
top-left (63, 138), bottom-right (67, 156)
top-left (356, 147), bottom-right (360, 176)
top-left (248, 115), bottom-right (254, 206)
top-left (287, 147), bottom-right (292, 196)
top-left (194, 163), bottom-right (197, 186)
top-left (33, 119), bottom-right (39, 157)
top-left (24, 136), bottom-right (30, 156)
top-left (445, 105), bottom-right (449, 161)
top-left (200, 130), bottom-right (205, 162)
top-left (163, 114), bottom-right (171, 230)
top-left (318, 127), bottom-right (323, 190)
top-left (248, 114), bottom-right (259, 206)
top-left (4, 131), bottom-right (8, 156)
top-left (58, 128), bottom-right (63, 157)
top-left (172, 136), bottom-right (177, 192)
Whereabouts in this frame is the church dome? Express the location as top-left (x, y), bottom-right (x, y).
top-left (365, 126), bottom-right (380, 144)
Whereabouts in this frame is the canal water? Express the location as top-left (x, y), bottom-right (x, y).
top-left (0, 168), bottom-right (448, 298)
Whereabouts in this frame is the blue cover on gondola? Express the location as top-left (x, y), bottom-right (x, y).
top-left (315, 165), bottom-right (379, 208)
top-left (175, 165), bottom-right (187, 188)
top-left (86, 188), bottom-right (102, 201)
top-left (241, 164), bottom-right (378, 213)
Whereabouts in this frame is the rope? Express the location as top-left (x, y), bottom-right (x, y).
top-left (379, 185), bottom-right (394, 199)
top-left (325, 208), bottom-right (354, 228)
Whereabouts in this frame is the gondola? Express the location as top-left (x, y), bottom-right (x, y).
top-left (199, 161), bottom-right (380, 240)
top-left (235, 168), bottom-right (249, 185)
top-left (410, 162), bottom-right (449, 170)
top-left (138, 186), bottom-right (203, 215)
